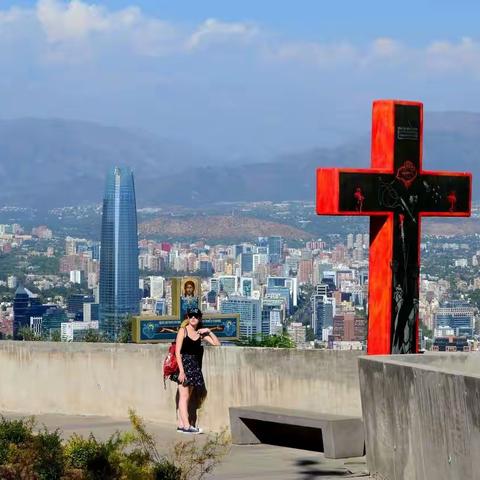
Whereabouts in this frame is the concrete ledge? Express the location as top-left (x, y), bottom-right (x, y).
top-left (0, 341), bottom-right (363, 431)
top-left (359, 353), bottom-right (480, 480)
top-left (230, 405), bottom-right (364, 459)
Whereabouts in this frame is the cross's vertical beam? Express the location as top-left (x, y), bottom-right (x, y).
top-left (367, 100), bottom-right (397, 354)
top-left (368, 100), bottom-right (423, 354)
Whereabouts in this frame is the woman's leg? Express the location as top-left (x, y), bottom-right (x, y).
top-left (178, 383), bottom-right (190, 428)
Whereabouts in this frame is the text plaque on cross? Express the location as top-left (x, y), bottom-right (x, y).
top-left (316, 100), bottom-right (472, 355)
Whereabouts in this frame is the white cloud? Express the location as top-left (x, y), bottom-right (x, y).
top-left (426, 37), bottom-right (480, 72)
top-left (0, 0), bottom-right (479, 77)
top-left (36, 0), bottom-right (111, 42)
top-left (272, 41), bottom-right (358, 67)
top-left (186, 18), bottom-right (259, 50)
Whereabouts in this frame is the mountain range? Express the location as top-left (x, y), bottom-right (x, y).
top-left (0, 112), bottom-right (479, 208)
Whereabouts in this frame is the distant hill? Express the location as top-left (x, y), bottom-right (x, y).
top-left (0, 118), bottom-right (214, 208)
top-left (138, 111), bottom-right (480, 206)
top-left (0, 112), bottom-right (478, 208)
top-left (423, 217), bottom-right (480, 236)
top-left (139, 215), bottom-right (312, 241)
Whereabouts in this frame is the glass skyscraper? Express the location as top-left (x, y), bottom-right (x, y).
top-left (99, 167), bottom-right (140, 340)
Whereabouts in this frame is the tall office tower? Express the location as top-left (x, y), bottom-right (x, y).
top-left (221, 296), bottom-right (261, 338)
top-left (311, 291), bottom-right (334, 339)
top-left (99, 167), bottom-right (140, 341)
top-left (267, 236), bottom-right (283, 264)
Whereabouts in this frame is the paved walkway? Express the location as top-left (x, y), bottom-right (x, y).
top-left (2, 412), bottom-right (370, 479)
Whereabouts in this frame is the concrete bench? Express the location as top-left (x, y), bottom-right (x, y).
top-left (229, 406), bottom-right (364, 459)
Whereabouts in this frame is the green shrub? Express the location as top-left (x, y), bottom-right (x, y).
top-left (0, 415), bottom-right (35, 464)
top-left (0, 411), bottom-right (230, 480)
top-left (152, 460), bottom-right (182, 480)
top-left (32, 427), bottom-right (65, 479)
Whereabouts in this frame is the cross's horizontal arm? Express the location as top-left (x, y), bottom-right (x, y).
top-left (419, 171), bottom-right (471, 216)
top-left (316, 168), bottom-right (392, 216)
top-left (317, 168), bottom-right (472, 217)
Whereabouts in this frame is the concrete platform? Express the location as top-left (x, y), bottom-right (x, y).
top-left (1, 412), bottom-right (370, 479)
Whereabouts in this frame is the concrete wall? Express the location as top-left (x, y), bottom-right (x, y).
top-left (359, 353), bottom-right (480, 480)
top-left (0, 341), bottom-right (363, 431)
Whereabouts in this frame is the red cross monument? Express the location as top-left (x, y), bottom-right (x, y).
top-left (316, 100), bottom-right (472, 354)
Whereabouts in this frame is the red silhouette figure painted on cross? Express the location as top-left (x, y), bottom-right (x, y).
top-left (447, 191), bottom-right (457, 212)
top-left (354, 187), bottom-right (365, 212)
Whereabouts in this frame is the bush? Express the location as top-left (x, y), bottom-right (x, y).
top-left (33, 428), bottom-right (65, 479)
top-left (0, 411), bottom-right (230, 479)
top-left (236, 333), bottom-right (296, 348)
top-left (0, 415), bottom-right (35, 464)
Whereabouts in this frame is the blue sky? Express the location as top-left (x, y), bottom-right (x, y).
top-left (1, 0), bottom-right (480, 160)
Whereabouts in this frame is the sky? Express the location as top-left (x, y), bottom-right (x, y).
top-left (1, 0), bottom-right (480, 160)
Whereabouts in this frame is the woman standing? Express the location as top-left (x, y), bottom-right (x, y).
top-left (174, 307), bottom-right (220, 434)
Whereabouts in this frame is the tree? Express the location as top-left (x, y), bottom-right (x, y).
top-left (118, 315), bottom-right (133, 343)
top-left (49, 330), bottom-right (61, 342)
top-left (18, 327), bottom-right (40, 341)
top-left (289, 284), bottom-right (315, 325)
top-left (83, 329), bottom-right (102, 343)
top-left (305, 326), bottom-right (315, 342)
top-left (236, 333), bottom-right (296, 348)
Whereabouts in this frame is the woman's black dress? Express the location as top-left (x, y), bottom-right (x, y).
top-left (172, 328), bottom-right (205, 388)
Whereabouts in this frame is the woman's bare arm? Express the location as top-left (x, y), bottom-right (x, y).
top-left (202, 329), bottom-right (221, 346)
top-left (175, 328), bottom-right (185, 375)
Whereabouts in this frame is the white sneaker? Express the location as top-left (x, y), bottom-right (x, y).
top-left (183, 426), bottom-right (203, 434)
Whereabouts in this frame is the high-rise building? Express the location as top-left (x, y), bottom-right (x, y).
top-left (297, 259), bottom-right (313, 284)
top-left (267, 276), bottom-right (298, 308)
top-left (99, 167), bottom-right (140, 340)
top-left (83, 302), bottom-right (100, 323)
top-left (240, 253), bottom-right (254, 275)
top-left (13, 285), bottom-right (45, 338)
top-left (268, 236), bottom-right (283, 264)
top-left (311, 292), bottom-right (334, 339)
top-left (210, 278), bottom-right (220, 293)
top-left (67, 294), bottom-right (95, 321)
top-left (199, 260), bottom-right (213, 277)
top-left (287, 322), bottom-right (307, 347)
top-left (346, 233), bottom-right (354, 249)
top-left (261, 302), bottom-right (283, 335)
top-left (221, 296), bottom-right (261, 338)
top-left (149, 276), bottom-right (165, 300)
top-left (65, 237), bottom-right (77, 256)
top-left (240, 277), bottom-right (253, 297)
top-left (218, 275), bottom-right (237, 295)
top-left (435, 300), bottom-right (475, 337)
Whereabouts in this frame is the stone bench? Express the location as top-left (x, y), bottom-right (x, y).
top-left (229, 405), bottom-right (365, 459)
